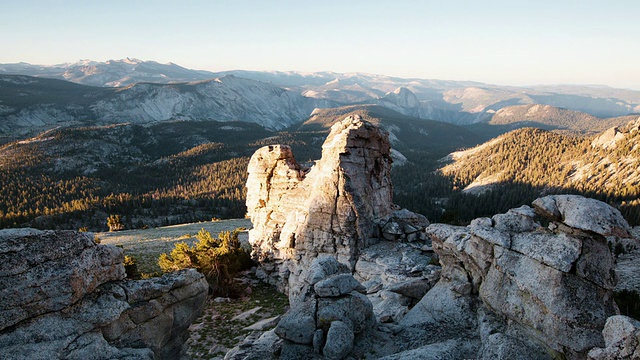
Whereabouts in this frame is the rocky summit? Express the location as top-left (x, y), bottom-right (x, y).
top-left (241, 117), bottom-right (640, 359)
top-left (0, 229), bottom-right (208, 360)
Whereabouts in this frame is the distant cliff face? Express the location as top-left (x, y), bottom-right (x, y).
top-left (0, 228), bottom-right (208, 359)
top-left (4, 59), bottom-right (640, 137)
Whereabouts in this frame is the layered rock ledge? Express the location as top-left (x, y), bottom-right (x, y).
top-left (0, 228), bottom-right (208, 360)
top-left (411, 196), bottom-right (625, 359)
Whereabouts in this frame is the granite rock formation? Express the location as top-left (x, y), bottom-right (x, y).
top-left (405, 195), bottom-right (626, 359)
top-left (243, 117), bottom-right (637, 360)
top-left (0, 228), bottom-right (208, 360)
top-left (588, 315), bottom-right (640, 360)
top-left (246, 115), bottom-right (430, 300)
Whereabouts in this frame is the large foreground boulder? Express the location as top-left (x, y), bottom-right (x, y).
top-left (0, 229), bottom-right (208, 359)
top-left (417, 195), bottom-right (626, 359)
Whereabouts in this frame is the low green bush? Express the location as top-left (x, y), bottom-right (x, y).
top-left (158, 228), bottom-right (253, 297)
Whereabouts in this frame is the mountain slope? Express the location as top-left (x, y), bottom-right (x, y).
top-left (0, 58), bottom-right (217, 87)
top-left (297, 105), bottom-right (481, 157)
top-left (3, 59), bottom-right (639, 127)
top-left (488, 104), bottom-right (638, 133)
top-left (439, 117), bottom-right (640, 224)
top-left (0, 74), bottom-right (332, 137)
top-left (0, 120), bottom-right (276, 230)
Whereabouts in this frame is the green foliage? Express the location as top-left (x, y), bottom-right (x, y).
top-left (0, 120), bottom-right (272, 231)
top-left (158, 228), bottom-right (253, 296)
top-left (615, 290), bottom-right (640, 320)
top-left (487, 104), bottom-right (636, 134)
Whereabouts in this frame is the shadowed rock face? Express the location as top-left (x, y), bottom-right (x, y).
top-left (246, 115), bottom-right (399, 297)
top-left (0, 228), bottom-right (208, 360)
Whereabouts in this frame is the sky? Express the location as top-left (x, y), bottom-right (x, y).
top-left (1, 0), bottom-right (639, 90)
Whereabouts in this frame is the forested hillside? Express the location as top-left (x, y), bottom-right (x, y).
top-left (488, 104), bottom-right (637, 133)
top-left (0, 106), bottom-right (482, 231)
top-left (0, 121), bottom-right (274, 230)
top-left (3, 103), bottom-right (639, 231)
top-left (439, 118), bottom-right (640, 224)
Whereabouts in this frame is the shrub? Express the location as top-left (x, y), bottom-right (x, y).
top-left (158, 228), bottom-right (253, 296)
top-left (107, 214), bottom-right (125, 231)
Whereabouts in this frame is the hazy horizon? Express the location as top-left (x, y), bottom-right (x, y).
top-left (2, 0), bottom-right (639, 90)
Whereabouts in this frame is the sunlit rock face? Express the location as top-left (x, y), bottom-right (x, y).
top-left (0, 229), bottom-right (208, 360)
top-left (418, 195), bottom-right (626, 360)
top-left (246, 115), bottom-right (398, 297)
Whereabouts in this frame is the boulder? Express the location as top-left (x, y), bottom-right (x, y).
top-left (0, 229), bottom-right (124, 331)
top-left (274, 300), bottom-right (317, 345)
top-left (314, 273), bottom-right (366, 297)
top-left (423, 195), bottom-right (624, 358)
top-left (588, 315), bottom-right (640, 360)
top-left (323, 321), bottom-right (354, 360)
top-left (0, 229), bottom-right (208, 360)
top-left (272, 257), bottom-right (374, 359)
top-left (224, 329), bottom-right (282, 360)
top-left (532, 195), bottom-right (631, 237)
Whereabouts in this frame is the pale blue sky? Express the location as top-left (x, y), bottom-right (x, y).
top-left (1, 0), bottom-right (638, 89)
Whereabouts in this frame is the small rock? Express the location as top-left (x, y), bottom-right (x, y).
top-left (314, 274), bottom-right (366, 297)
top-left (274, 300), bottom-right (317, 345)
top-left (323, 321), bottom-right (354, 360)
top-left (243, 315), bottom-right (281, 331)
top-left (231, 306), bottom-right (262, 321)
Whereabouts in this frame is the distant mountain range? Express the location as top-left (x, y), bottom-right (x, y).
top-left (1, 59), bottom-right (639, 140)
top-left (0, 58), bottom-right (216, 87)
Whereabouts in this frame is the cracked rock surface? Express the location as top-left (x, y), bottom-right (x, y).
top-left (0, 228), bottom-right (208, 360)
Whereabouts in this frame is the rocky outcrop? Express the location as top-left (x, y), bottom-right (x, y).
top-left (410, 195), bottom-right (626, 359)
top-left (246, 115), bottom-right (429, 299)
top-left (0, 228), bottom-right (208, 360)
top-left (243, 116), bottom-right (637, 360)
